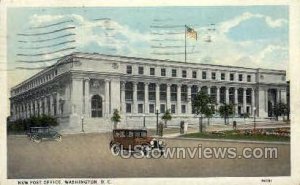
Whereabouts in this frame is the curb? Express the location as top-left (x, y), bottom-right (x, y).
top-left (162, 136), bottom-right (290, 145)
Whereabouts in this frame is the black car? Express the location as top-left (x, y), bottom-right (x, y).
top-left (27, 127), bottom-right (62, 143)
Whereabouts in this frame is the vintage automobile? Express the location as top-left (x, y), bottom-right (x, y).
top-left (109, 129), bottom-right (165, 156)
top-left (27, 127), bottom-right (62, 143)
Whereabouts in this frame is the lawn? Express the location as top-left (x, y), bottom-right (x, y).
top-left (181, 130), bottom-right (290, 142)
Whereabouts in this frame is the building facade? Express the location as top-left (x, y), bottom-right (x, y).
top-left (9, 52), bottom-right (288, 133)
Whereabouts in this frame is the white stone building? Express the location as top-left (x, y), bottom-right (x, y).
top-left (9, 52), bottom-right (287, 133)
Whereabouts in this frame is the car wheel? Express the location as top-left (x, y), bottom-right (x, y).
top-left (33, 137), bottom-right (41, 143)
top-left (55, 135), bottom-right (62, 142)
top-left (111, 143), bottom-right (121, 156)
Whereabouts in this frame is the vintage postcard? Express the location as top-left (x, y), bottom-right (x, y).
top-left (0, 0), bottom-right (299, 185)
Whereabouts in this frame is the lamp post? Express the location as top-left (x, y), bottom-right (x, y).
top-left (155, 109), bottom-right (159, 135)
top-left (253, 107), bottom-right (256, 131)
top-left (81, 116), bottom-right (84, 133)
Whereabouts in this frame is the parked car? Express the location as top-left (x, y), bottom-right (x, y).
top-left (109, 129), bottom-right (165, 156)
top-left (27, 127), bottom-right (62, 143)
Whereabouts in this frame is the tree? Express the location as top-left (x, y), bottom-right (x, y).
top-left (192, 90), bottom-right (215, 132)
top-left (273, 102), bottom-right (289, 121)
top-left (111, 109), bottom-right (121, 129)
top-left (206, 105), bottom-right (215, 126)
top-left (218, 103), bottom-right (235, 125)
top-left (161, 109), bottom-right (172, 128)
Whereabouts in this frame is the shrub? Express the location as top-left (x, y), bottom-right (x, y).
top-left (7, 115), bottom-right (59, 133)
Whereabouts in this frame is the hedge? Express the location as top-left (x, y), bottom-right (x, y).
top-left (7, 115), bottom-right (59, 133)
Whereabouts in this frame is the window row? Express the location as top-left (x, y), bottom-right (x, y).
top-left (125, 103), bottom-right (187, 114)
top-left (126, 65), bottom-right (252, 82)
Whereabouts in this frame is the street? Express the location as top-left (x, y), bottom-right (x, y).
top-left (7, 133), bottom-right (290, 178)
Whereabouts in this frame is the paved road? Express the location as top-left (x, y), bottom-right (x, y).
top-left (7, 133), bottom-right (290, 178)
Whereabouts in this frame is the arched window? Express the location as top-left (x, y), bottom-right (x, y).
top-left (91, 95), bottom-right (103, 117)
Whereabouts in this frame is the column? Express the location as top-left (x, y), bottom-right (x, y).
top-left (280, 89), bottom-right (287, 104)
top-left (50, 94), bottom-right (54, 116)
top-left (133, 81), bottom-right (137, 114)
top-left (207, 86), bottom-right (211, 96)
top-left (276, 88), bottom-right (280, 104)
top-left (155, 83), bottom-right (160, 111)
top-left (243, 88), bottom-right (247, 113)
top-left (30, 101), bottom-right (33, 117)
top-left (39, 98), bottom-right (43, 116)
top-left (234, 88), bottom-right (238, 114)
top-left (44, 96), bottom-right (48, 115)
top-left (198, 85), bottom-right (201, 93)
top-left (225, 87), bottom-right (229, 104)
top-left (110, 78), bottom-right (121, 114)
top-left (35, 99), bottom-right (38, 115)
top-left (177, 84), bottom-right (181, 114)
top-left (56, 92), bottom-right (60, 115)
top-left (251, 88), bottom-right (255, 115)
top-left (166, 83), bottom-right (171, 111)
top-left (84, 78), bottom-right (90, 117)
top-left (121, 81), bottom-right (126, 114)
top-left (187, 84), bottom-right (192, 114)
top-left (144, 82), bottom-right (149, 114)
top-left (105, 79), bottom-right (111, 116)
top-left (216, 87), bottom-right (220, 106)
top-left (24, 102), bottom-right (27, 118)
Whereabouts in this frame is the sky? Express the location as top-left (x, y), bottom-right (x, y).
top-left (7, 6), bottom-right (289, 88)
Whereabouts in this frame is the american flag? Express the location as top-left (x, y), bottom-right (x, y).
top-left (186, 25), bottom-right (197, 40)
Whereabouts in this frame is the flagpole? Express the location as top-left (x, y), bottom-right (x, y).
top-left (184, 25), bottom-right (187, 63)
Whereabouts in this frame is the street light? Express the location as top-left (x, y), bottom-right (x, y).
top-left (81, 116), bottom-right (84, 133)
top-left (253, 107), bottom-right (256, 131)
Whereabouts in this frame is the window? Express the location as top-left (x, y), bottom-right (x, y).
top-left (247, 75), bottom-right (251, 82)
top-left (161, 68), bottom-right (166, 76)
top-left (192, 71), bottom-right (197, 78)
top-left (126, 103), bottom-right (132, 113)
top-left (230, 73), bottom-right (234, 81)
top-left (148, 83), bottom-right (156, 101)
top-left (202, 71), bottom-right (207, 79)
top-left (160, 84), bottom-right (167, 101)
top-left (181, 105), bottom-right (186, 113)
top-left (246, 89), bottom-right (252, 104)
top-left (160, 104), bottom-right (166, 113)
top-left (137, 83), bottom-right (144, 101)
top-left (126, 65), bottom-right (132, 74)
top-left (181, 85), bottom-right (187, 101)
top-left (125, 82), bottom-right (133, 100)
top-left (172, 69), bottom-right (177, 77)
top-left (138, 104), bottom-right (143, 113)
top-left (171, 104), bottom-right (176, 114)
top-left (211, 72), bottom-right (216, 80)
top-left (138, 66), bottom-right (144, 75)
top-left (221, 73), bottom-right (225, 80)
top-left (171, 85), bottom-right (177, 101)
top-left (182, 70), bottom-right (187, 78)
top-left (150, 68), bottom-right (155, 75)
top-left (239, 74), bottom-right (243, 81)
top-left (149, 104), bottom-right (155, 113)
